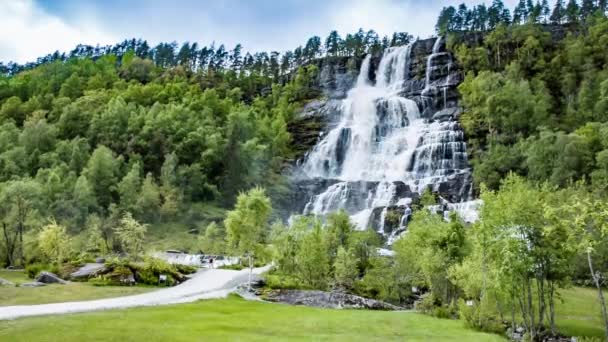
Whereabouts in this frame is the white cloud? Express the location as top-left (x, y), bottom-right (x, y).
top-left (326, 0), bottom-right (438, 39)
top-left (0, 0), bottom-right (115, 63)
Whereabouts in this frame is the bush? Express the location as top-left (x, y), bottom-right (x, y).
top-left (415, 294), bottom-right (458, 319)
top-left (415, 294), bottom-right (439, 314)
top-left (133, 257), bottom-right (180, 286)
top-left (433, 306), bottom-right (453, 319)
top-left (89, 277), bottom-right (117, 287)
top-left (96, 257), bottom-right (186, 287)
top-left (25, 263), bottom-right (59, 279)
top-left (264, 274), bottom-right (307, 290)
top-left (175, 264), bottom-right (197, 274)
top-left (458, 298), bottom-right (505, 335)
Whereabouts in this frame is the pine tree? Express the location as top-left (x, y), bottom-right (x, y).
top-left (600, 0), bottom-right (608, 14)
top-left (566, 0), bottom-right (581, 22)
top-left (541, 0), bottom-right (551, 22)
top-left (580, 0), bottom-right (596, 20)
top-left (436, 6), bottom-right (457, 34)
top-left (513, 0), bottom-right (525, 24)
top-left (325, 30), bottom-right (342, 57)
top-left (457, 4), bottom-right (470, 30)
top-left (550, 0), bottom-right (566, 23)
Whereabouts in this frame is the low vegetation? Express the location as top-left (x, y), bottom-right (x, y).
top-left (0, 295), bottom-right (504, 342)
top-left (0, 270), bottom-right (153, 306)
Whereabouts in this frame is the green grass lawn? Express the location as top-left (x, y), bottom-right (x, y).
top-left (0, 269), bottom-right (29, 283)
top-left (0, 295), bottom-right (504, 342)
top-left (0, 270), bottom-right (153, 306)
top-left (555, 287), bottom-right (605, 338)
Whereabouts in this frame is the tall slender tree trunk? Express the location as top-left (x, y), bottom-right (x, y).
top-left (588, 250), bottom-right (608, 341)
top-left (2, 222), bottom-right (15, 267)
top-left (248, 254), bottom-right (253, 291)
top-left (510, 290), bottom-right (516, 336)
top-left (526, 278), bottom-right (536, 340)
top-left (537, 274), bottom-right (546, 329)
top-left (18, 221), bottom-right (24, 266)
top-left (549, 280), bottom-right (556, 335)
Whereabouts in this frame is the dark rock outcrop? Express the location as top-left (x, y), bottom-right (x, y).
top-left (432, 107), bottom-right (462, 122)
top-left (264, 289), bottom-right (402, 310)
top-left (71, 263), bottom-right (107, 279)
top-left (35, 271), bottom-right (67, 284)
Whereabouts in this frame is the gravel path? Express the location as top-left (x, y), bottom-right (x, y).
top-left (0, 266), bottom-right (270, 320)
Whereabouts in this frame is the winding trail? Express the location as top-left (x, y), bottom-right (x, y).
top-left (0, 266), bottom-right (270, 320)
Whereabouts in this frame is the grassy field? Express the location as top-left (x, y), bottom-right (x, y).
top-left (0, 295), bottom-right (504, 342)
top-left (0, 270), bottom-right (153, 306)
top-left (0, 266), bottom-right (603, 340)
top-left (555, 287), bottom-right (605, 338)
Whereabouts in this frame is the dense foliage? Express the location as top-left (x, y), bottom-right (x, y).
top-left (430, 1), bottom-right (608, 338)
top-left (0, 27), bottom-right (416, 268)
top-left (439, 3), bottom-right (608, 195)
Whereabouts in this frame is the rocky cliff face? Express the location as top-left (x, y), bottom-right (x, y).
top-left (282, 37), bottom-right (474, 237)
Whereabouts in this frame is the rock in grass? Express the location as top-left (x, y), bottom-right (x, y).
top-left (35, 271), bottom-right (67, 284)
top-left (264, 290), bottom-right (402, 310)
top-left (20, 281), bottom-right (47, 287)
top-left (0, 277), bottom-right (14, 286)
top-left (70, 263), bottom-right (107, 279)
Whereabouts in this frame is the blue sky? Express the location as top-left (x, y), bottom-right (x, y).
top-left (1, 0), bottom-right (520, 63)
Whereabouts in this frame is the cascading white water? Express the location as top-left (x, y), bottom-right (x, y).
top-left (300, 38), bottom-right (473, 232)
top-left (302, 45), bottom-right (423, 183)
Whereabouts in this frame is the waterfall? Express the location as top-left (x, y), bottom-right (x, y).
top-left (297, 37), bottom-right (474, 233)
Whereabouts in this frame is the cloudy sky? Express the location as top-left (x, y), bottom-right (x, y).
top-left (1, 0), bottom-right (521, 64)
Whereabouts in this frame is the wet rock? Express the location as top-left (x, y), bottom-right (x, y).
top-left (316, 57), bottom-right (358, 99)
top-left (35, 271), bottom-right (67, 284)
top-left (432, 107), bottom-right (462, 122)
top-left (71, 263), bottom-right (107, 279)
top-left (435, 171), bottom-right (473, 203)
top-left (264, 289), bottom-right (402, 310)
top-left (370, 206), bottom-right (408, 235)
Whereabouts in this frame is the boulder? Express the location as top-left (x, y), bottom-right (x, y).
top-left (432, 107), bottom-right (462, 122)
top-left (35, 271), bottom-right (67, 284)
top-left (71, 263), bottom-right (107, 279)
top-left (264, 289), bottom-right (402, 310)
top-left (0, 277), bottom-right (14, 286)
top-left (20, 281), bottom-right (47, 287)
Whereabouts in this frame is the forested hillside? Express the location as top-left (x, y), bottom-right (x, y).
top-left (439, 0), bottom-right (608, 192)
top-left (2, 0), bottom-right (608, 340)
top-left (0, 28), bottom-right (411, 265)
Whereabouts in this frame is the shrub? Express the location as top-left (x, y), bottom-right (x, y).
top-left (458, 298), bottom-right (505, 335)
top-left (106, 265), bottom-right (135, 285)
top-left (175, 264), bottom-right (197, 274)
top-left (25, 263), bottom-right (59, 279)
top-left (414, 293), bottom-right (438, 314)
top-left (433, 306), bottom-right (453, 319)
top-left (132, 257), bottom-right (180, 286)
top-left (264, 274), bottom-right (307, 290)
top-left (89, 277), bottom-right (117, 287)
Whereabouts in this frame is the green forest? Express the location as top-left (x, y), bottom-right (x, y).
top-left (0, 26), bottom-right (415, 266)
top-left (2, 0), bottom-right (608, 340)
